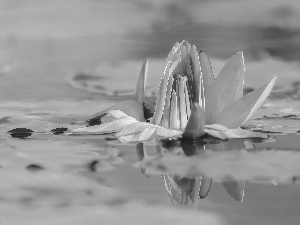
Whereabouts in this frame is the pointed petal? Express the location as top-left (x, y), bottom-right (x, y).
top-left (184, 77), bottom-right (191, 118)
top-left (170, 91), bottom-right (180, 130)
top-left (189, 45), bottom-right (203, 105)
top-left (135, 59), bottom-right (148, 103)
top-left (179, 43), bottom-right (187, 74)
top-left (166, 42), bottom-right (180, 63)
top-left (116, 122), bottom-right (156, 137)
top-left (182, 40), bottom-right (191, 54)
top-left (156, 126), bottom-right (182, 138)
top-left (179, 76), bottom-right (188, 130)
top-left (100, 110), bottom-right (129, 123)
top-left (205, 124), bottom-right (229, 132)
top-left (223, 128), bottom-right (268, 139)
top-left (214, 77), bottom-right (277, 128)
top-left (72, 116), bottom-right (137, 134)
top-left (205, 52), bottom-right (245, 124)
top-left (199, 176), bottom-right (212, 199)
top-left (90, 100), bottom-right (145, 122)
top-left (161, 76), bottom-right (174, 128)
top-left (222, 179), bottom-right (245, 202)
top-left (116, 121), bottom-right (182, 139)
top-left (152, 58), bottom-right (180, 125)
top-left (119, 128), bottom-right (156, 142)
top-left (183, 103), bottom-right (205, 139)
top-left (204, 128), bottom-right (227, 140)
top-left (199, 51), bottom-right (214, 92)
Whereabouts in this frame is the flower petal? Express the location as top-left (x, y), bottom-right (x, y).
top-left (205, 129), bottom-right (227, 140)
top-left (214, 76), bottom-right (277, 129)
top-left (166, 42), bottom-right (180, 63)
top-left (119, 128), bottom-right (157, 142)
top-left (189, 45), bottom-right (204, 105)
top-left (199, 51), bottom-right (214, 92)
top-left (116, 122), bottom-right (157, 137)
top-left (151, 57), bottom-right (180, 125)
top-left (182, 40), bottom-right (191, 53)
top-left (183, 103), bottom-right (205, 139)
top-left (161, 76), bottom-right (174, 128)
top-left (205, 124), bottom-right (229, 132)
top-left (116, 121), bottom-right (182, 140)
top-left (101, 110), bottom-right (131, 123)
top-left (72, 116), bottom-right (137, 134)
top-left (135, 59), bottom-right (148, 103)
top-left (90, 100), bottom-right (145, 122)
top-left (156, 126), bottom-right (182, 138)
top-left (205, 52), bottom-right (245, 124)
top-left (223, 128), bottom-right (268, 139)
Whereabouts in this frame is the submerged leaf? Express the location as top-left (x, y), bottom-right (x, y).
top-left (199, 51), bottom-right (214, 91)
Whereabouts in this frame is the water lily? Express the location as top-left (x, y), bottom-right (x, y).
top-left (72, 40), bottom-right (277, 142)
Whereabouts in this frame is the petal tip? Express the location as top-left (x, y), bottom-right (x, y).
top-left (183, 103), bottom-right (205, 139)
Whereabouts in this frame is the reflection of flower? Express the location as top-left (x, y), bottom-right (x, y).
top-left (137, 142), bottom-right (244, 203)
top-left (72, 40), bottom-right (277, 142)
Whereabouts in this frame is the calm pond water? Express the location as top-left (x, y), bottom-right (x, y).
top-left (1, 1), bottom-right (300, 224)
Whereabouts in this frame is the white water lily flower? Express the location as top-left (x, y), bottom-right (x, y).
top-left (72, 40), bottom-right (277, 142)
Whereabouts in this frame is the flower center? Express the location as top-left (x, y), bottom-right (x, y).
top-left (161, 74), bottom-right (192, 131)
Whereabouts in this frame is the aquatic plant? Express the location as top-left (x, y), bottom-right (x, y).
top-left (72, 41), bottom-right (277, 142)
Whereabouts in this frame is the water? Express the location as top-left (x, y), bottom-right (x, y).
top-left (1, 0), bottom-right (300, 224)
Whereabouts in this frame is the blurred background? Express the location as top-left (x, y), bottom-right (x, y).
top-left (1, 2), bottom-right (300, 225)
top-left (0, 0), bottom-right (300, 100)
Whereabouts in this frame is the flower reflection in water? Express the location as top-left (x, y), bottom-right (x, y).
top-left (135, 137), bottom-right (287, 205)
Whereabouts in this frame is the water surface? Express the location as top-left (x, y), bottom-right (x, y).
top-left (1, 0), bottom-right (300, 224)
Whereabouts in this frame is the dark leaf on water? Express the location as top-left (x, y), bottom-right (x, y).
top-left (8, 128), bottom-right (34, 138)
top-left (26, 164), bottom-right (44, 171)
top-left (105, 137), bottom-right (117, 141)
top-left (87, 118), bottom-right (102, 127)
top-left (51, 127), bottom-right (68, 135)
top-left (10, 133), bottom-right (33, 138)
top-left (161, 139), bottom-right (181, 149)
top-left (8, 128), bottom-right (34, 133)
